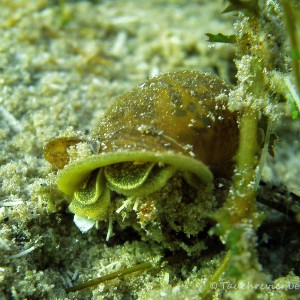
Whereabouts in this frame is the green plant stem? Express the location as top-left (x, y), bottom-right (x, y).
top-left (67, 262), bottom-right (153, 293)
top-left (229, 109), bottom-right (259, 222)
top-left (281, 1), bottom-right (300, 95)
top-left (201, 251), bottom-right (231, 299)
top-left (214, 108), bottom-right (262, 275)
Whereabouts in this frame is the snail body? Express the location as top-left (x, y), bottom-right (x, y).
top-left (45, 70), bottom-right (239, 243)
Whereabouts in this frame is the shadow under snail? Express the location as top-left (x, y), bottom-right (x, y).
top-left (44, 70), bottom-right (239, 248)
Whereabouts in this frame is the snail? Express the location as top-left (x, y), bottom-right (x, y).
top-left (44, 70), bottom-right (239, 249)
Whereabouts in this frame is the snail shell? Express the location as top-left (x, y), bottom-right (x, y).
top-left (44, 70), bottom-right (239, 221)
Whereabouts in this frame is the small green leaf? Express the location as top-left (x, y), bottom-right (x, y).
top-left (206, 33), bottom-right (237, 44)
top-left (288, 95), bottom-right (299, 120)
top-left (223, 0), bottom-right (259, 15)
top-left (223, 4), bottom-right (238, 13)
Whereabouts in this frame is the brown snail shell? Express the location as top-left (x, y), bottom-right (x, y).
top-left (93, 70), bottom-right (238, 178)
top-left (45, 70), bottom-right (239, 226)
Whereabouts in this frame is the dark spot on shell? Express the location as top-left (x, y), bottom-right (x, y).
top-left (169, 90), bottom-right (183, 107)
top-left (187, 102), bottom-right (196, 112)
top-left (174, 108), bottom-right (187, 116)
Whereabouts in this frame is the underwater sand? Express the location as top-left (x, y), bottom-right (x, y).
top-left (0, 0), bottom-right (299, 299)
